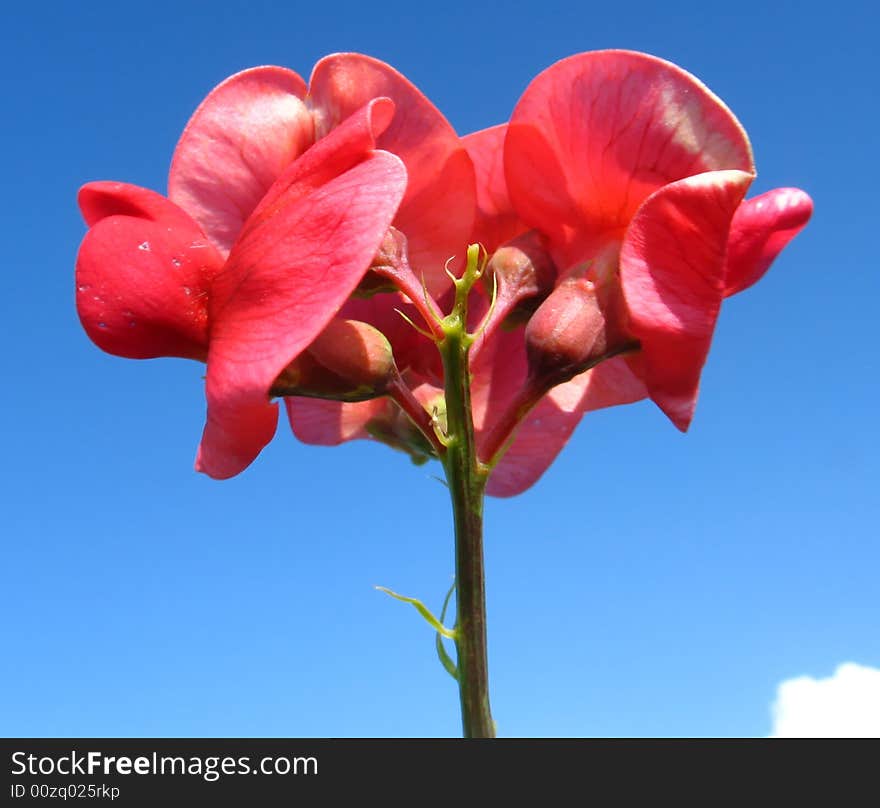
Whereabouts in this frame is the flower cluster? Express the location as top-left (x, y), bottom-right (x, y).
top-left (76, 51), bottom-right (811, 494)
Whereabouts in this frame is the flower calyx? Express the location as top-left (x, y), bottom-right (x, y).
top-left (271, 319), bottom-right (397, 403)
top-left (524, 251), bottom-right (638, 391)
top-left (484, 230), bottom-right (556, 329)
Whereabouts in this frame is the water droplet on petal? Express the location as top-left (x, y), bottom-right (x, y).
top-left (77, 284), bottom-right (91, 293)
top-left (183, 286), bottom-right (192, 296)
top-left (138, 241), bottom-right (150, 251)
top-left (171, 257), bottom-right (182, 268)
top-left (98, 322), bottom-right (108, 329)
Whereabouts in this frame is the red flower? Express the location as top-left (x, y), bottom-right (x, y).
top-left (168, 55), bottom-right (475, 297)
top-left (462, 51), bottom-right (813, 496)
top-left (78, 54), bottom-right (478, 477)
top-left (77, 98), bottom-right (407, 478)
top-left (77, 50), bottom-right (811, 499)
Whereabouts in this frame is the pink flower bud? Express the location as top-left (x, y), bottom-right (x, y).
top-left (488, 232), bottom-right (555, 297)
top-left (525, 277), bottom-right (608, 380)
top-left (272, 319), bottom-right (397, 402)
top-left (486, 231), bottom-right (556, 325)
top-left (355, 227), bottom-right (411, 297)
top-left (525, 273), bottom-right (634, 388)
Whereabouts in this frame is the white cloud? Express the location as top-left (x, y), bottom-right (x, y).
top-left (770, 662), bottom-right (880, 737)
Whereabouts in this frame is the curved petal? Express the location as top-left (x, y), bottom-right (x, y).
top-left (237, 97), bottom-right (395, 230)
top-left (75, 182), bottom-right (223, 360)
top-left (194, 399), bottom-right (279, 480)
top-left (286, 397), bottom-right (389, 445)
top-left (463, 124), bottom-right (526, 251)
top-left (581, 355), bottom-right (649, 414)
top-left (309, 53), bottom-right (476, 292)
top-left (620, 169), bottom-right (754, 430)
top-left (196, 103), bottom-right (407, 479)
top-left (485, 387), bottom-right (581, 498)
top-left (485, 357), bottom-right (647, 497)
top-left (506, 50), bottom-right (754, 264)
top-left (724, 187), bottom-right (813, 296)
top-left (286, 381), bottom-right (440, 457)
top-left (472, 326), bottom-right (530, 438)
top-left (80, 180), bottom-right (201, 229)
top-left (168, 66), bottom-right (314, 256)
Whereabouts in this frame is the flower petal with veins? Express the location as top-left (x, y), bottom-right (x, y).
top-left (506, 50), bottom-right (754, 267)
top-left (196, 101), bottom-right (407, 479)
top-left (463, 124), bottom-right (525, 251)
top-left (486, 357), bottom-right (647, 497)
top-left (620, 169), bottom-right (754, 429)
top-left (169, 66), bottom-right (313, 256)
top-left (309, 53), bottom-right (476, 292)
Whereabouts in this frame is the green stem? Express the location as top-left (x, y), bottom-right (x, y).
top-left (439, 246), bottom-right (495, 738)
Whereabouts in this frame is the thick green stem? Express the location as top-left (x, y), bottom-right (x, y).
top-left (439, 246), bottom-right (495, 738)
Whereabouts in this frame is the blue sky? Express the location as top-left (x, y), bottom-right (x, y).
top-left (2, 0), bottom-right (877, 737)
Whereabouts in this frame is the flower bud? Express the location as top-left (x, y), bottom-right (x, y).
top-left (486, 231), bottom-right (556, 326)
top-left (525, 276), bottom-right (638, 390)
top-left (525, 277), bottom-right (608, 380)
top-left (524, 238), bottom-right (641, 387)
top-left (355, 227), bottom-right (410, 297)
top-left (271, 319), bottom-right (397, 402)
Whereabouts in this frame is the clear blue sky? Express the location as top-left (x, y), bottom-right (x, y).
top-left (2, 0), bottom-right (877, 737)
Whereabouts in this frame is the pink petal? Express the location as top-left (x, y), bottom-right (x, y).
top-left (724, 187), bottom-right (813, 296)
top-left (196, 102), bottom-right (407, 479)
top-left (485, 357), bottom-right (647, 497)
top-left (80, 180), bottom-right (202, 229)
top-left (286, 397), bottom-right (389, 445)
top-left (194, 398), bottom-right (280, 481)
top-left (579, 356), bottom-right (649, 414)
top-left (505, 50), bottom-right (754, 266)
top-left (620, 169), bottom-right (754, 430)
top-left (168, 66), bottom-right (313, 257)
top-left (472, 326), bottom-right (530, 438)
top-left (309, 53), bottom-right (476, 292)
top-left (287, 380), bottom-right (441, 449)
top-left (485, 386), bottom-right (581, 498)
top-left (462, 124), bottom-right (526, 251)
top-left (238, 97), bottom-right (396, 228)
top-left (75, 182), bottom-right (223, 360)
